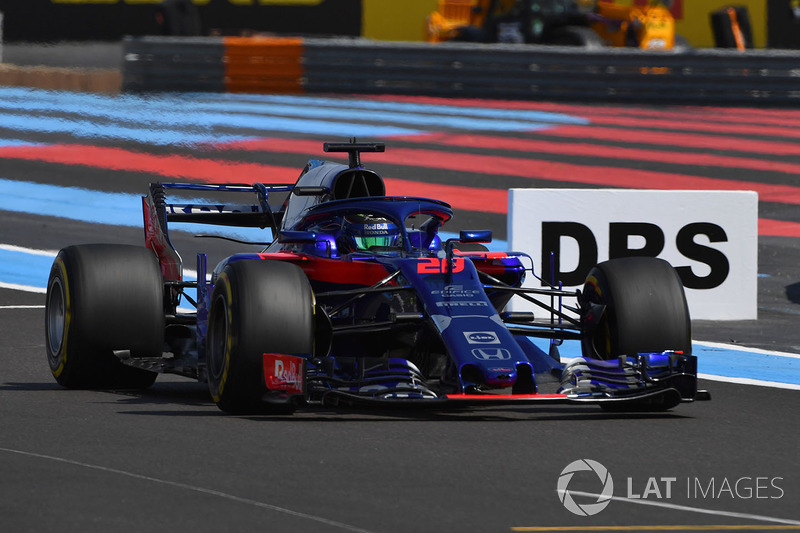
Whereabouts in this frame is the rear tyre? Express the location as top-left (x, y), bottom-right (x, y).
top-left (580, 257), bottom-right (691, 360)
top-left (206, 260), bottom-right (314, 414)
top-left (45, 245), bottom-right (163, 389)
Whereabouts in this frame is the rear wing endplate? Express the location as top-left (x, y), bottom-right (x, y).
top-left (143, 182), bottom-right (291, 288)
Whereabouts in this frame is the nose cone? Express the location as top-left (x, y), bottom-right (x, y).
top-left (484, 368), bottom-right (517, 388)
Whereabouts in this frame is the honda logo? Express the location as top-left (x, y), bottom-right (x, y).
top-left (471, 348), bottom-right (512, 361)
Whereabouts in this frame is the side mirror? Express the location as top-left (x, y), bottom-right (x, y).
top-left (278, 230), bottom-right (319, 244)
top-left (459, 230), bottom-right (492, 243)
top-left (279, 231), bottom-right (334, 257)
top-left (443, 230), bottom-right (493, 276)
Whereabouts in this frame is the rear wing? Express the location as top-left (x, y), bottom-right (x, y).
top-left (149, 182), bottom-right (291, 229)
top-left (143, 182), bottom-right (292, 285)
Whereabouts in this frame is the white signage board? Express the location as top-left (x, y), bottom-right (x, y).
top-left (507, 189), bottom-right (758, 320)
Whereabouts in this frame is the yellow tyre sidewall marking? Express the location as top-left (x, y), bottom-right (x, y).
top-left (50, 257), bottom-right (71, 378)
top-left (584, 274), bottom-right (611, 357)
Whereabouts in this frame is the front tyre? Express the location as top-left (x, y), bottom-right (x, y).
top-left (206, 260), bottom-right (314, 414)
top-left (45, 245), bottom-right (163, 389)
top-left (580, 257), bottom-right (691, 360)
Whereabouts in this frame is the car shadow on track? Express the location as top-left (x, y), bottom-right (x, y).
top-left (2, 381), bottom-right (694, 422)
top-left (108, 381), bottom-right (219, 416)
top-left (123, 403), bottom-right (692, 423)
top-left (256, 407), bottom-right (692, 423)
top-left (0, 382), bottom-right (63, 391)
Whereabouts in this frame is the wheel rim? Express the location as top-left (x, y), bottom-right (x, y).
top-left (207, 295), bottom-right (229, 379)
top-left (589, 318), bottom-right (612, 359)
top-left (46, 278), bottom-right (66, 357)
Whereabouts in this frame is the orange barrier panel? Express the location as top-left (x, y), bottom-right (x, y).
top-left (223, 37), bottom-right (305, 94)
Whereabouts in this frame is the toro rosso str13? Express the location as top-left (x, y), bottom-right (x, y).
top-left (45, 141), bottom-right (703, 414)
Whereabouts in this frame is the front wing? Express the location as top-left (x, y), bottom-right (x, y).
top-left (263, 351), bottom-right (703, 410)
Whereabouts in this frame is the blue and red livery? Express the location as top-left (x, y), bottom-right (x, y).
top-left (45, 141), bottom-right (705, 414)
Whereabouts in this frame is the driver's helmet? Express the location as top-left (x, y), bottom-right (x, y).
top-left (341, 214), bottom-right (401, 252)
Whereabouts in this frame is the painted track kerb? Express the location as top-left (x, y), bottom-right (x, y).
top-left (0, 446), bottom-right (374, 533)
top-left (1, 89), bottom-right (799, 531)
top-left (697, 374), bottom-right (800, 391)
top-left (3, 241), bottom-right (799, 388)
top-left (2, 90), bottom-right (799, 387)
top-left (694, 341), bottom-right (800, 360)
top-left (694, 342), bottom-right (800, 390)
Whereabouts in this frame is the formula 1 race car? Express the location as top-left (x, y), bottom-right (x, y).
top-left (45, 141), bottom-right (702, 414)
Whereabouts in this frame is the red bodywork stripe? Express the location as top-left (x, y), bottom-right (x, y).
top-left (258, 253), bottom-right (392, 286)
top-left (454, 251), bottom-right (509, 259)
top-left (444, 393), bottom-right (567, 400)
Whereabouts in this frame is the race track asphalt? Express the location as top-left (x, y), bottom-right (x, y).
top-left (1, 299), bottom-right (798, 532)
top-left (0, 79), bottom-right (798, 531)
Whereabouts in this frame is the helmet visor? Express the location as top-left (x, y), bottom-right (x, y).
top-left (353, 234), bottom-right (397, 250)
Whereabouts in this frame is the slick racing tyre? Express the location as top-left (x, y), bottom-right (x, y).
top-left (206, 260), bottom-right (314, 414)
top-left (580, 257), bottom-right (691, 360)
top-left (45, 245), bottom-right (163, 389)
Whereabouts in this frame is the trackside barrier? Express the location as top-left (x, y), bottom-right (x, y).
top-left (123, 37), bottom-right (225, 92)
top-left (224, 37), bottom-right (304, 93)
top-left (123, 36), bottom-right (800, 105)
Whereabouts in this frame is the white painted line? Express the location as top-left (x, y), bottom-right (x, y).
top-left (0, 305), bottom-right (45, 309)
top-left (694, 340), bottom-right (800, 360)
top-left (559, 490), bottom-right (800, 526)
top-left (0, 243), bottom-right (58, 257)
top-left (0, 446), bottom-right (373, 533)
top-left (698, 373), bottom-right (800, 391)
top-left (0, 247), bottom-right (798, 389)
top-left (0, 281), bottom-right (47, 294)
